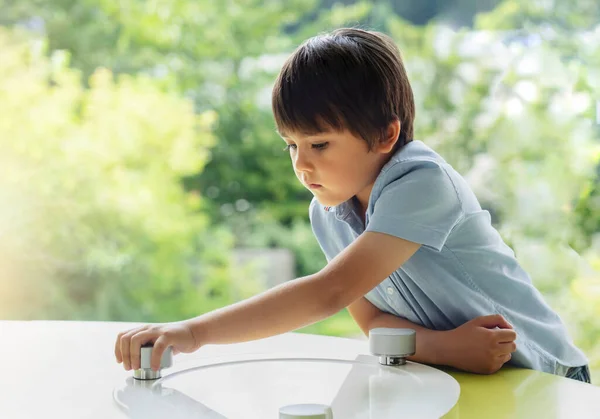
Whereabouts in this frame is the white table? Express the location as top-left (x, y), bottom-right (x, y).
top-left (1, 320), bottom-right (599, 418)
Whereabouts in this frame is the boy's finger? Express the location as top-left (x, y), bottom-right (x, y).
top-left (120, 336), bottom-right (132, 370)
top-left (151, 336), bottom-right (169, 371)
top-left (115, 327), bottom-right (138, 363)
top-left (115, 332), bottom-right (124, 363)
top-left (120, 329), bottom-right (142, 370)
top-left (494, 329), bottom-right (517, 343)
top-left (130, 332), bottom-right (153, 370)
top-left (475, 314), bottom-right (513, 329)
top-left (497, 341), bottom-right (517, 355)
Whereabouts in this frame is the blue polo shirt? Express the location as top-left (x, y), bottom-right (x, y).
top-left (309, 140), bottom-right (588, 374)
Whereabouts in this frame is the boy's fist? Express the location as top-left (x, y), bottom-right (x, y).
top-left (443, 314), bottom-right (517, 375)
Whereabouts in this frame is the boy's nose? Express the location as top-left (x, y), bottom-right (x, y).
top-left (294, 149), bottom-right (313, 172)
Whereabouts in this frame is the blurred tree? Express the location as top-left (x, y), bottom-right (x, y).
top-left (301, 0), bottom-right (503, 28)
top-left (476, 0), bottom-right (600, 249)
top-left (0, 27), bottom-right (261, 321)
top-left (477, 0), bottom-right (600, 31)
top-left (0, 0), bottom-right (352, 222)
top-left (0, 0), bottom-right (374, 280)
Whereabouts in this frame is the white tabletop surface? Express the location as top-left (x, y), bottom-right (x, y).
top-left (4, 320), bottom-right (599, 419)
top-left (1, 320), bottom-right (463, 418)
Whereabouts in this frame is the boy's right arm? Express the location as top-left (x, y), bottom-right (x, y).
top-left (348, 297), bottom-right (517, 374)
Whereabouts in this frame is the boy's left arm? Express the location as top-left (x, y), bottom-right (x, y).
top-left (185, 232), bottom-right (420, 346)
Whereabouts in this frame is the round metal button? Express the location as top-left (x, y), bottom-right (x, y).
top-left (279, 403), bottom-right (332, 418)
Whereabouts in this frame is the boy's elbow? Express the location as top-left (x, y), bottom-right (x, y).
top-left (356, 322), bottom-right (371, 338)
top-left (312, 269), bottom-right (365, 318)
top-left (322, 281), bottom-right (354, 317)
top-left (310, 274), bottom-right (346, 318)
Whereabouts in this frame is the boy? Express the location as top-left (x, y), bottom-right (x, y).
top-left (115, 28), bottom-right (590, 383)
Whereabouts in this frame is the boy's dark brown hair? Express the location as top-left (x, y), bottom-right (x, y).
top-left (272, 27), bottom-right (415, 151)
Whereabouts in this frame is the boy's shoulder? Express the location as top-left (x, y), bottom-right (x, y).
top-left (381, 140), bottom-right (448, 177)
top-left (369, 140), bottom-right (456, 201)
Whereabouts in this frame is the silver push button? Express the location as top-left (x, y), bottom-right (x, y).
top-left (369, 327), bottom-right (416, 366)
top-left (132, 343), bottom-right (173, 380)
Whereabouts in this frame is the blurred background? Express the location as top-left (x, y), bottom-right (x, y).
top-left (1, 0), bottom-right (599, 382)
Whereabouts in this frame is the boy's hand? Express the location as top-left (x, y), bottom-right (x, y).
top-left (443, 314), bottom-right (517, 375)
top-left (114, 321), bottom-right (199, 371)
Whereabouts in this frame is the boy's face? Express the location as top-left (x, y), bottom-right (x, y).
top-left (282, 128), bottom-right (391, 211)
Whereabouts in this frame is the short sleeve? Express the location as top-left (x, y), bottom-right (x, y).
top-left (366, 163), bottom-right (464, 251)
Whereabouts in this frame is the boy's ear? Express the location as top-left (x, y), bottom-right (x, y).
top-left (377, 119), bottom-right (401, 153)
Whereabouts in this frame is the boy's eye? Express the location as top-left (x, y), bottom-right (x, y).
top-left (283, 144), bottom-right (297, 152)
top-left (282, 142), bottom-right (328, 152)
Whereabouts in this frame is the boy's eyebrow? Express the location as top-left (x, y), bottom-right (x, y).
top-left (276, 130), bottom-right (336, 141)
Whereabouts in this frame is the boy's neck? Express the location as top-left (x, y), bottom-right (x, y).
top-left (353, 149), bottom-right (396, 224)
top-left (353, 190), bottom-right (371, 225)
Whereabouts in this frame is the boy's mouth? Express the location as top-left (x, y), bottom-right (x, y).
top-left (308, 183), bottom-right (322, 189)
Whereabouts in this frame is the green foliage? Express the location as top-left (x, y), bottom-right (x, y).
top-left (476, 0), bottom-right (600, 31)
top-left (0, 27), bottom-right (261, 321)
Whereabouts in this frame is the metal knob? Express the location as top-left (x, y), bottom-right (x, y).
top-left (369, 327), bottom-right (416, 366)
top-left (133, 343), bottom-right (173, 380)
top-left (279, 403), bottom-right (333, 419)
